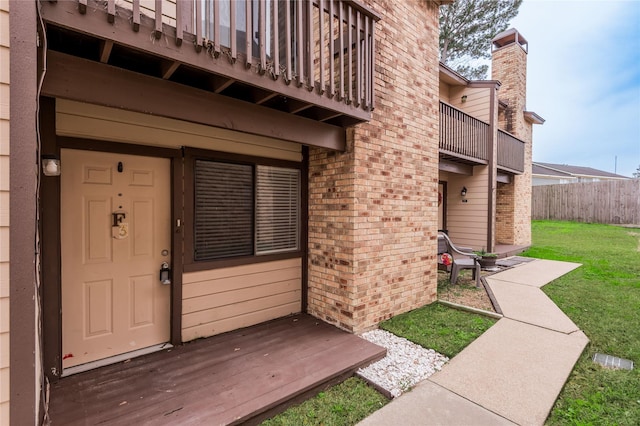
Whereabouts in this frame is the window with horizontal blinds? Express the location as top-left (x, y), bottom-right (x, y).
top-left (194, 160), bottom-right (253, 260)
top-left (256, 166), bottom-right (300, 255)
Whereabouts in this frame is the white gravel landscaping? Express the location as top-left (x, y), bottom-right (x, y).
top-left (357, 329), bottom-right (449, 398)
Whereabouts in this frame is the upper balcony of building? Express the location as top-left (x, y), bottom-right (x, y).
top-left (40, 0), bottom-right (380, 128)
top-left (439, 63), bottom-right (526, 174)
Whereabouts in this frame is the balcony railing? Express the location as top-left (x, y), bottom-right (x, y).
top-left (439, 101), bottom-right (489, 163)
top-left (41, 0), bottom-right (380, 125)
top-left (497, 129), bottom-right (525, 173)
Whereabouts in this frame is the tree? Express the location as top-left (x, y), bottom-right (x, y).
top-left (440, 0), bottom-right (523, 80)
top-left (633, 165), bottom-right (640, 179)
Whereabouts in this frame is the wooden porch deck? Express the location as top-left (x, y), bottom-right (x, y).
top-left (47, 314), bottom-right (386, 425)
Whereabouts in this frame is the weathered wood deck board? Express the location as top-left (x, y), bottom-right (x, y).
top-left (48, 314), bottom-right (386, 425)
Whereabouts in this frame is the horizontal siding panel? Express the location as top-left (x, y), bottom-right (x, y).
top-left (447, 208), bottom-right (488, 218)
top-left (181, 258), bottom-right (302, 341)
top-left (0, 263), bottom-right (8, 298)
top-left (449, 87), bottom-right (491, 122)
top-left (0, 121), bottom-right (9, 154)
top-left (183, 279), bottom-right (300, 314)
top-left (182, 291), bottom-right (301, 329)
top-left (182, 302), bottom-right (300, 342)
top-left (447, 218), bottom-right (488, 227)
top-left (449, 227), bottom-right (487, 237)
top-left (183, 258), bottom-right (301, 284)
top-left (0, 298), bottom-right (7, 333)
top-left (447, 220), bottom-right (488, 229)
top-left (449, 226), bottom-right (487, 237)
top-left (0, 228), bottom-right (7, 263)
top-left (0, 85), bottom-right (8, 120)
top-left (0, 192), bottom-right (7, 226)
top-left (450, 239), bottom-right (487, 251)
top-left (0, 368), bottom-right (9, 404)
top-left (439, 81), bottom-right (451, 104)
top-left (0, 332), bottom-right (7, 368)
top-left (0, 401), bottom-right (7, 425)
top-left (56, 100), bottom-right (302, 161)
top-left (183, 266), bottom-right (301, 299)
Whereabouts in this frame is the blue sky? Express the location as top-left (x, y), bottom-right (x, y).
top-left (507, 0), bottom-right (640, 177)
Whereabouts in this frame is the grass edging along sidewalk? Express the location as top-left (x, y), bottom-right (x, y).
top-left (262, 302), bottom-right (497, 425)
top-left (437, 299), bottom-right (503, 320)
top-left (522, 221), bottom-right (640, 426)
top-left (379, 302), bottom-right (497, 360)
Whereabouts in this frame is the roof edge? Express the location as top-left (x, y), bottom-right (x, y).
top-left (533, 162), bottom-right (631, 179)
top-left (524, 111), bottom-right (545, 124)
top-left (439, 62), bottom-right (469, 85)
top-left (469, 80), bottom-right (501, 89)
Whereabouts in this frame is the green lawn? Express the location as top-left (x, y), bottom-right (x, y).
top-left (379, 302), bottom-right (497, 358)
top-left (264, 220), bottom-right (640, 425)
top-left (522, 221), bottom-right (640, 425)
top-left (261, 303), bottom-right (495, 425)
top-left (260, 377), bottom-right (387, 426)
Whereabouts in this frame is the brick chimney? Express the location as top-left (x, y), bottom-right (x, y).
top-left (492, 28), bottom-right (529, 138)
top-left (491, 28), bottom-right (543, 247)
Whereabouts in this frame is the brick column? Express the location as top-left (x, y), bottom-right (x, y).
top-left (492, 30), bottom-right (534, 246)
top-left (307, 0), bottom-right (441, 333)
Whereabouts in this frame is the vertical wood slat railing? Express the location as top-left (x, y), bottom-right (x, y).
top-left (439, 101), bottom-right (489, 161)
top-left (497, 129), bottom-right (525, 173)
top-left (91, 0), bottom-right (379, 113)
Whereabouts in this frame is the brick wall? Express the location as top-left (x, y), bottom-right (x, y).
top-left (492, 34), bottom-right (534, 246)
top-left (512, 123), bottom-right (533, 245)
top-left (307, 0), bottom-right (441, 333)
top-left (495, 182), bottom-right (514, 243)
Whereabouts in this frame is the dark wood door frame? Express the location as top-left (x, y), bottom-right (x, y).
top-left (40, 103), bottom-right (184, 381)
top-left (10, 2), bottom-right (39, 421)
top-left (438, 180), bottom-right (448, 232)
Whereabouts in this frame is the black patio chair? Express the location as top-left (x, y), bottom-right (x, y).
top-left (437, 232), bottom-right (481, 287)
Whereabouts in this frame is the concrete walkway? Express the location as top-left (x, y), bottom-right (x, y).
top-left (359, 259), bottom-right (588, 426)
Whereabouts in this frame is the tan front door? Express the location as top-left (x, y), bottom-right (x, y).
top-left (61, 149), bottom-right (171, 369)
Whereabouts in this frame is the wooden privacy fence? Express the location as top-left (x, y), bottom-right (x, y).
top-left (532, 180), bottom-right (640, 225)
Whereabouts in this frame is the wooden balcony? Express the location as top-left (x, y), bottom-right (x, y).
top-left (40, 0), bottom-right (380, 127)
top-left (439, 102), bottom-right (525, 174)
top-left (439, 101), bottom-right (489, 165)
top-left (497, 129), bottom-right (525, 173)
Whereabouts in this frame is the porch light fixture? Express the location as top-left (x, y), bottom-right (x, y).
top-left (461, 186), bottom-right (467, 197)
top-left (461, 95), bottom-right (468, 103)
top-left (42, 155), bottom-right (61, 177)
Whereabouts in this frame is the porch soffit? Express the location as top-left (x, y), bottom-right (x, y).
top-left (497, 173), bottom-right (512, 184)
top-left (439, 151), bottom-right (488, 167)
top-left (55, 99), bottom-right (303, 162)
top-left (42, 51), bottom-right (345, 151)
top-left (497, 165), bottom-right (523, 176)
top-left (439, 158), bottom-right (474, 175)
top-left (39, 0), bottom-right (370, 129)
